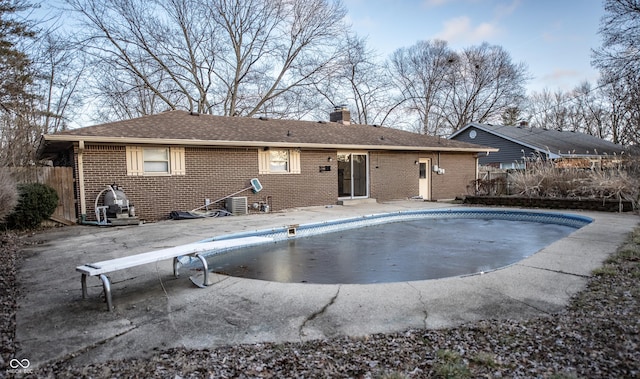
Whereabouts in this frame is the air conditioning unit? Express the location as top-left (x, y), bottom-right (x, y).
top-left (225, 196), bottom-right (248, 215)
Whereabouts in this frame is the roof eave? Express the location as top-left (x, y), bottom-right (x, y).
top-left (455, 123), bottom-right (558, 156)
top-left (41, 134), bottom-right (498, 153)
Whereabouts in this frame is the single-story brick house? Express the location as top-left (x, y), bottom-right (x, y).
top-left (37, 109), bottom-right (496, 222)
top-left (449, 122), bottom-right (627, 169)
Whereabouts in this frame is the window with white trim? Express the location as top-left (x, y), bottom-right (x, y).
top-left (144, 148), bottom-right (169, 173)
top-left (126, 146), bottom-right (186, 176)
top-left (269, 150), bottom-right (289, 172)
top-left (258, 148), bottom-right (301, 174)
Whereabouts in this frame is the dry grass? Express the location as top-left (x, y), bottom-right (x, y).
top-left (509, 155), bottom-right (640, 209)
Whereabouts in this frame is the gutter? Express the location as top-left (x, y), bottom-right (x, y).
top-left (41, 134), bottom-right (499, 154)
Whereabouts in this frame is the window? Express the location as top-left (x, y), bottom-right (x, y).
top-left (126, 146), bottom-right (185, 176)
top-left (258, 149), bottom-right (300, 174)
top-left (419, 162), bottom-right (427, 179)
top-left (269, 150), bottom-right (289, 172)
top-left (143, 148), bottom-right (169, 173)
top-left (500, 161), bottom-right (526, 170)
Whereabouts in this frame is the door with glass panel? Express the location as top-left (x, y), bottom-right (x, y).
top-left (338, 153), bottom-right (369, 198)
top-left (418, 158), bottom-right (431, 200)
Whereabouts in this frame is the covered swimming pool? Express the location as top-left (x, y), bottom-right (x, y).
top-left (193, 209), bottom-right (592, 284)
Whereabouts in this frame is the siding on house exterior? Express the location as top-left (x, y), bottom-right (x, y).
top-left (451, 126), bottom-right (538, 167)
top-left (450, 122), bottom-right (627, 169)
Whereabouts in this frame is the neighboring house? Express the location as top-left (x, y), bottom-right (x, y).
top-left (449, 122), bottom-right (627, 169)
top-left (37, 109), bottom-right (496, 222)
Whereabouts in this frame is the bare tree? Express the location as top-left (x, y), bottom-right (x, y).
top-left (2, 6), bottom-right (90, 166)
top-left (32, 30), bottom-right (87, 133)
top-left (387, 39), bottom-right (455, 134)
top-left (525, 89), bottom-right (572, 132)
top-left (444, 43), bottom-right (528, 132)
top-left (523, 0), bottom-right (640, 146)
top-left (524, 80), bottom-right (632, 145)
top-left (592, 0), bottom-right (640, 145)
top-left (598, 73), bottom-right (629, 144)
top-left (500, 106), bottom-right (522, 126)
top-left (387, 41), bottom-right (528, 136)
top-left (63, 0), bottom-right (349, 121)
top-left (311, 33), bottom-right (394, 125)
top-left (569, 81), bottom-right (609, 138)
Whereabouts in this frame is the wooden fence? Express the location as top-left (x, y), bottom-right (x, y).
top-left (4, 167), bottom-right (76, 225)
top-left (475, 171), bottom-right (510, 195)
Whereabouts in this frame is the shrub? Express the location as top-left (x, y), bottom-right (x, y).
top-left (509, 155), bottom-right (640, 209)
top-left (0, 170), bottom-right (19, 223)
top-left (6, 183), bottom-right (59, 229)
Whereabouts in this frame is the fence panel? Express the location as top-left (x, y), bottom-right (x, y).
top-left (5, 167), bottom-right (76, 224)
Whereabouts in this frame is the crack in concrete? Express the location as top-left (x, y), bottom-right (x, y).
top-left (406, 282), bottom-right (429, 328)
top-left (42, 324), bottom-right (138, 369)
top-left (517, 263), bottom-right (591, 278)
top-left (298, 286), bottom-right (341, 340)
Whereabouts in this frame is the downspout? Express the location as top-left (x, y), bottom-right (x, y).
top-left (77, 140), bottom-right (90, 224)
top-left (475, 155), bottom-right (479, 194)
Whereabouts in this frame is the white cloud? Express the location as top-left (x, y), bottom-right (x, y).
top-left (434, 16), bottom-right (500, 44)
top-left (494, 0), bottom-right (521, 19)
top-left (533, 68), bottom-right (599, 91)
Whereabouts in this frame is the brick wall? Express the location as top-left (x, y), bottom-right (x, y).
top-left (370, 151), bottom-right (420, 201)
top-left (74, 144), bottom-right (478, 221)
top-left (77, 144), bottom-right (337, 221)
top-left (423, 152), bottom-right (478, 200)
top-left (256, 149), bottom-right (337, 212)
top-left (369, 151), bottom-right (478, 201)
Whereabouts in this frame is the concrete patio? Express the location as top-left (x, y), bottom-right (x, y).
top-left (14, 201), bottom-right (639, 369)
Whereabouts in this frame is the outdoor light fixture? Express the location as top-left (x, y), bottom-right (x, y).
top-left (414, 160), bottom-right (419, 165)
top-left (328, 157), bottom-right (333, 162)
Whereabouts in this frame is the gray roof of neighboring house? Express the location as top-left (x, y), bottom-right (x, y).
top-left (39, 110), bottom-right (496, 158)
top-left (450, 122), bottom-right (626, 158)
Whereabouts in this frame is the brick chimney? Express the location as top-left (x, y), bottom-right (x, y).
top-left (330, 105), bottom-right (350, 125)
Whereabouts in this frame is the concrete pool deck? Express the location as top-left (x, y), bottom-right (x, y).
top-left (14, 201), bottom-right (639, 369)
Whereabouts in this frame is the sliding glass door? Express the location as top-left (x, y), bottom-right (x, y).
top-left (338, 153), bottom-right (369, 198)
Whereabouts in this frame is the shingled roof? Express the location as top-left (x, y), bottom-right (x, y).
top-left (450, 122), bottom-right (626, 158)
top-left (39, 110), bottom-right (495, 157)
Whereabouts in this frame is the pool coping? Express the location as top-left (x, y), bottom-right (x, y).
top-left (204, 208), bottom-right (593, 245)
top-left (14, 202), bottom-right (639, 369)
top-left (192, 208), bottom-right (593, 283)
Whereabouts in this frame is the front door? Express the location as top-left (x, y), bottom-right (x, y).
top-left (418, 158), bottom-right (431, 200)
top-left (338, 153), bottom-right (369, 198)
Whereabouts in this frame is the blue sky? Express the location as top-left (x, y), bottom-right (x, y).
top-left (343, 0), bottom-right (604, 94)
